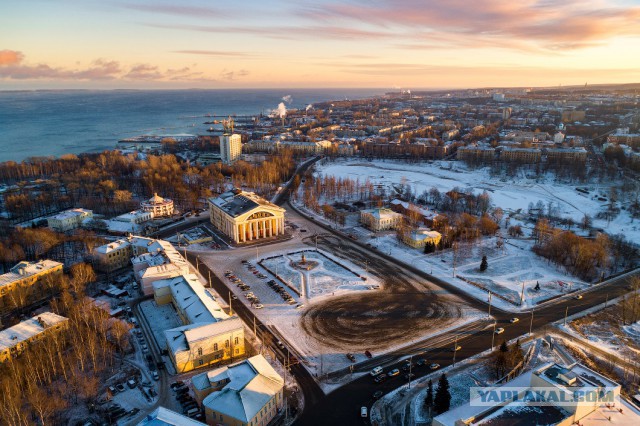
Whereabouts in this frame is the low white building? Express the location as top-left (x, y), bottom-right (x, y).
top-left (114, 209), bottom-right (154, 224)
top-left (360, 208), bottom-right (402, 231)
top-left (192, 355), bottom-right (284, 426)
top-left (141, 193), bottom-right (174, 217)
top-left (47, 208), bottom-right (93, 232)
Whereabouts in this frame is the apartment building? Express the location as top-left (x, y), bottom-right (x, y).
top-left (0, 260), bottom-right (64, 314)
top-left (0, 312), bottom-right (68, 362)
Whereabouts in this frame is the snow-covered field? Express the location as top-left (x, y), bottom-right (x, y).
top-left (315, 159), bottom-right (640, 242)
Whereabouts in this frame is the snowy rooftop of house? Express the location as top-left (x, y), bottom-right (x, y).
top-left (94, 239), bottom-right (131, 254)
top-left (114, 210), bottom-right (151, 222)
top-left (409, 228), bottom-right (441, 241)
top-left (0, 312), bottom-right (68, 352)
top-left (389, 199), bottom-right (438, 219)
top-left (153, 275), bottom-right (228, 325)
top-left (361, 208), bottom-right (401, 220)
top-left (199, 355), bottom-right (284, 422)
top-left (142, 193), bottom-right (172, 206)
top-left (164, 317), bottom-right (243, 354)
top-left (136, 406), bottom-right (206, 426)
top-left (0, 259), bottom-right (62, 287)
top-left (537, 363), bottom-right (619, 392)
top-left (209, 189), bottom-right (283, 218)
top-left (48, 208), bottom-right (92, 221)
top-left (546, 147), bottom-right (587, 153)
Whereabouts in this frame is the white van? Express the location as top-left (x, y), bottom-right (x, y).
top-left (370, 366), bottom-right (383, 377)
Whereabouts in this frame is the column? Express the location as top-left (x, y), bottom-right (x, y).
top-left (248, 221), bottom-right (253, 241)
top-left (253, 221), bottom-right (259, 240)
top-left (274, 218), bottom-right (279, 235)
top-left (241, 223), bottom-right (246, 243)
top-left (268, 219), bottom-right (272, 237)
top-left (234, 224), bottom-right (239, 243)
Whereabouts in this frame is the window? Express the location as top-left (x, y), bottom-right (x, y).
top-left (214, 343), bottom-right (218, 351)
top-left (197, 348), bottom-right (203, 356)
top-left (225, 340), bottom-right (229, 348)
top-left (234, 337), bottom-right (239, 345)
top-left (199, 359), bottom-right (203, 366)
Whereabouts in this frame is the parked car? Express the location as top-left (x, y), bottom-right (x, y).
top-left (346, 353), bottom-right (356, 362)
top-left (364, 350), bottom-right (372, 358)
top-left (115, 383), bottom-right (126, 393)
top-left (151, 371), bottom-right (159, 381)
top-left (254, 304), bottom-right (264, 309)
top-left (127, 378), bottom-right (137, 389)
top-left (360, 406), bottom-right (367, 418)
top-left (575, 294), bottom-right (583, 300)
top-left (170, 381), bottom-right (184, 389)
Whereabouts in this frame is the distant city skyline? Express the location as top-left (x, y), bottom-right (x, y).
top-left (2, 0), bottom-right (640, 89)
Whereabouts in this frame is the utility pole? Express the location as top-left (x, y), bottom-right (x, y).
top-left (488, 291), bottom-right (492, 318)
top-left (520, 281), bottom-right (525, 306)
top-left (408, 354), bottom-right (413, 389)
top-left (491, 321), bottom-right (496, 350)
top-left (452, 336), bottom-right (458, 366)
top-left (604, 293), bottom-right (609, 309)
top-left (529, 309), bottom-right (534, 336)
top-left (564, 305), bottom-right (569, 326)
top-left (229, 291), bottom-right (233, 316)
top-left (253, 316), bottom-right (257, 338)
top-left (208, 270), bottom-right (211, 288)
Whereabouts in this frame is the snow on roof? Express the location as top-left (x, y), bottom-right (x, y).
top-left (361, 208), bottom-right (401, 220)
top-left (0, 312), bottom-right (68, 352)
top-left (200, 355), bottom-right (284, 422)
top-left (0, 259), bottom-right (62, 288)
top-left (409, 228), bottom-right (441, 242)
top-left (136, 406), bottom-right (206, 426)
top-left (156, 274), bottom-right (229, 325)
top-left (208, 189), bottom-right (284, 218)
top-left (48, 208), bottom-right (92, 221)
top-left (142, 193), bottom-right (172, 206)
top-left (184, 317), bottom-right (242, 344)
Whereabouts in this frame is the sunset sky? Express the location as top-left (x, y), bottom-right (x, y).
top-left (2, 0), bottom-right (640, 89)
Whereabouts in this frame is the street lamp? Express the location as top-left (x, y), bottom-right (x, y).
top-left (491, 321), bottom-right (497, 350)
top-left (452, 336), bottom-right (458, 366)
top-left (529, 309), bottom-right (534, 336)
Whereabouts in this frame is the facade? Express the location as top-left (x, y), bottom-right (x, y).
top-left (402, 228), bottom-right (442, 249)
top-left (500, 147), bottom-right (541, 163)
top-left (561, 110), bottom-right (586, 122)
top-left (192, 355), bottom-right (284, 426)
top-left (360, 208), bottom-right (402, 231)
top-left (141, 193), bottom-right (174, 217)
top-left (0, 312), bottom-right (68, 362)
top-left (93, 239), bottom-right (134, 272)
top-left (47, 208), bottom-right (93, 232)
top-left (457, 146), bottom-right (496, 163)
top-left (208, 190), bottom-right (286, 244)
top-left (154, 274), bottom-right (245, 373)
top-left (433, 362), bottom-right (626, 426)
top-left (546, 147), bottom-right (588, 164)
top-left (0, 260), bottom-right (64, 314)
top-left (114, 210), bottom-right (154, 224)
top-left (221, 133), bottom-right (242, 164)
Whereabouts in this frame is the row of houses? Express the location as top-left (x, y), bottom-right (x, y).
top-left (359, 205), bottom-right (442, 249)
top-left (457, 145), bottom-right (587, 164)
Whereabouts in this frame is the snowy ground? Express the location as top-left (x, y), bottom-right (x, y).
top-left (315, 158), bottom-right (640, 243)
top-left (372, 338), bottom-right (568, 426)
top-left (260, 249), bottom-right (378, 300)
top-left (193, 227), bottom-right (483, 379)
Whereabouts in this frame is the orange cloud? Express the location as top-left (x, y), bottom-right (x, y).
top-left (0, 50), bottom-right (24, 66)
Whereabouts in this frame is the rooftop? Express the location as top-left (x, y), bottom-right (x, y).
top-left (199, 355), bottom-right (284, 422)
top-left (136, 406), bottom-right (205, 426)
top-left (0, 260), bottom-right (63, 288)
top-left (209, 189), bottom-right (284, 218)
top-left (0, 312), bottom-right (68, 352)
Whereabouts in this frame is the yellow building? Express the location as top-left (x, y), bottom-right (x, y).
top-left (192, 355), bottom-right (284, 426)
top-left (402, 228), bottom-right (442, 249)
top-left (154, 274), bottom-right (245, 373)
top-left (500, 147), bottom-right (541, 163)
top-left (0, 311), bottom-right (68, 362)
top-left (208, 189), bottom-right (286, 244)
top-left (0, 260), bottom-right (64, 314)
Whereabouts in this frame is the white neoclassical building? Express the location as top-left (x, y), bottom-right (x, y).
top-left (208, 189), bottom-right (285, 244)
top-left (141, 193), bottom-right (174, 217)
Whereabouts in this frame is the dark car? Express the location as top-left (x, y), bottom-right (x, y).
top-left (374, 374), bottom-right (387, 384)
top-left (364, 350), bottom-right (372, 358)
top-left (170, 381), bottom-right (185, 389)
top-left (346, 353), bottom-right (356, 362)
top-left (373, 390), bottom-right (384, 399)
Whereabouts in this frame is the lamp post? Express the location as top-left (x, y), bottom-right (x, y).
top-left (491, 321), bottom-right (497, 350)
top-left (529, 309), bottom-right (534, 336)
top-left (452, 336), bottom-right (458, 366)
